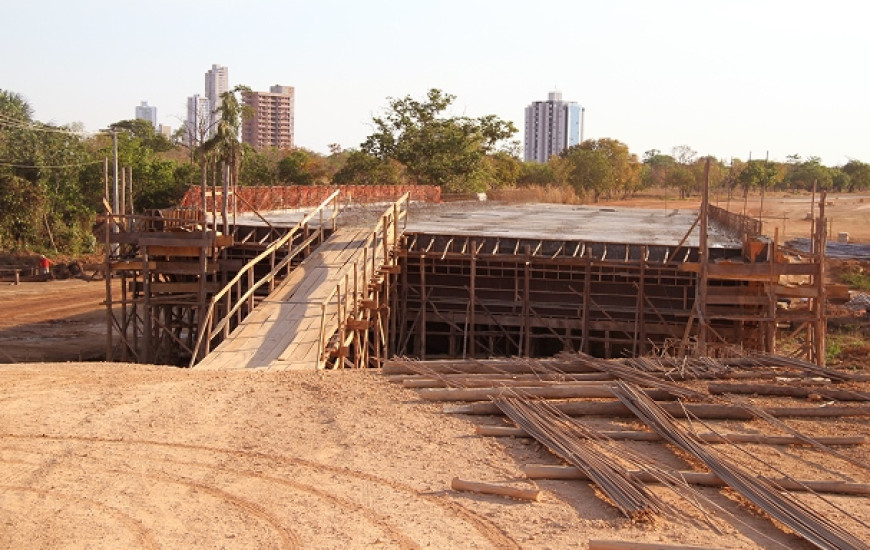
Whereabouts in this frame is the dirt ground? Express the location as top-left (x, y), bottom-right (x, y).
top-left (1, 194), bottom-right (869, 548)
top-left (0, 279), bottom-right (115, 363)
top-left (1, 363), bottom-right (867, 549)
top-left (597, 191), bottom-right (870, 244)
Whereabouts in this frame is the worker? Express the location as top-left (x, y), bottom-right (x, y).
top-left (39, 255), bottom-right (52, 278)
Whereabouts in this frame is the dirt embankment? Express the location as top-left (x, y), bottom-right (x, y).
top-left (0, 279), bottom-right (114, 363)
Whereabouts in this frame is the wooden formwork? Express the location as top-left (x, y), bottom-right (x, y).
top-left (392, 199), bottom-right (828, 365)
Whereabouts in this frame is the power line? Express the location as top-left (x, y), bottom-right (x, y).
top-left (0, 113), bottom-right (90, 136)
top-left (0, 159), bottom-right (103, 169)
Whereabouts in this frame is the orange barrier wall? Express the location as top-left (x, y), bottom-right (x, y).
top-left (180, 185), bottom-right (441, 212)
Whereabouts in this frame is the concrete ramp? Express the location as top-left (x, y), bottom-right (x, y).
top-left (196, 226), bottom-right (379, 370)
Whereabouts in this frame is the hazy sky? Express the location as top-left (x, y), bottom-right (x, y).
top-left (3, 0), bottom-right (868, 165)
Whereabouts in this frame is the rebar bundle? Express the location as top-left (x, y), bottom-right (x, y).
top-left (610, 382), bottom-right (869, 550)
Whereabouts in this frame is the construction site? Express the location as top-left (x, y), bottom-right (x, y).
top-left (1, 183), bottom-right (868, 549)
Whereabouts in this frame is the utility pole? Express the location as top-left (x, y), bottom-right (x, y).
top-left (112, 130), bottom-right (119, 215)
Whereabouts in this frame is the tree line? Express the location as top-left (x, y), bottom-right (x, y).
top-left (2, 87), bottom-right (868, 255)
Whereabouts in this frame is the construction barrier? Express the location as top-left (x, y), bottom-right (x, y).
top-left (180, 185), bottom-right (441, 213)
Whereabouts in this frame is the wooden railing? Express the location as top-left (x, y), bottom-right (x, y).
top-left (709, 204), bottom-right (761, 239)
top-left (188, 190), bottom-right (341, 366)
top-left (315, 193), bottom-right (409, 369)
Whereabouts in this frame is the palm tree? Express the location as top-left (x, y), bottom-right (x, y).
top-left (200, 85), bottom-right (252, 233)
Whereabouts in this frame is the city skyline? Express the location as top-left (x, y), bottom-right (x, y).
top-left (2, 1), bottom-right (868, 166)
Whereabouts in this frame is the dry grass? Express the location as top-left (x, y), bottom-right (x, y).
top-left (489, 185), bottom-right (583, 204)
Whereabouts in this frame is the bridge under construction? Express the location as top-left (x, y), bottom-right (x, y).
top-left (103, 185), bottom-right (830, 369)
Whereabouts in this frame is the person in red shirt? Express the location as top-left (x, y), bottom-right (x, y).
top-left (39, 255), bottom-right (52, 277)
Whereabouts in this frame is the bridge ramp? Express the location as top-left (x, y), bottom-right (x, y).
top-left (196, 226), bottom-right (374, 370)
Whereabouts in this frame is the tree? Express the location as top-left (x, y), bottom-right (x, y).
top-left (481, 151), bottom-right (522, 189)
top-left (277, 150), bottom-right (314, 185)
top-left (0, 89), bottom-right (33, 121)
top-left (562, 138), bottom-right (641, 199)
top-left (109, 119), bottom-right (172, 152)
top-left (783, 157), bottom-right (832, 190)
top-left (361, 89), bottom-right (516, 191)
top-left (641, 150), bottom-right (675, 190)
top-left (560, 146), bottom-right (612, 201)
top-left (841, 160), bottom-right (870, 191)
top-left (738, 159), bottom-right (779, 195)
top-left (332, 149), bottom-right (406, 186)
top-left (202, 85), bottom-right (253, 192)
top-left (517, 161), bottom-right (556, 187)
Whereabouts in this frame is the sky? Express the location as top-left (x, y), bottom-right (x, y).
top-left (2, 0), bottom-right (868, 166)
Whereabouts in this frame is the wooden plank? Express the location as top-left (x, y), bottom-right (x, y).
top-left (450, 477), bottom-right (541, 502)
top-left (525, 464), bottom-right (870, 496)
top-left (475, 425), bottom-right (866, 445)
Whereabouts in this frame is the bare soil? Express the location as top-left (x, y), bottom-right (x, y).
top-left (0, 279), bottom-right (116, 363)
top-left (2, 363), bottom-right (868, 549)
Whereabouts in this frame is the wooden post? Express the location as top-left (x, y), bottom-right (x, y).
top-left (104, 216), bottom-right (113, 361)
top-left (582, 255), bottom-right (591, 354)
top-left (767, 228), bottom-right (778, 353)
top-left (697, 158), bottom-right (710, 355)
top-left (635, 247), bottom-right (647, 356)
top-left (523, 246), bottom-right (531, 357)
top-left (420, 255), bottom-right (427, 359)
top-left (815, 192), bottom-right (827, 366)
top-left (142, 248), bottom-right (152, 363)
top-left (120, 270), bottom-right (128, 361)
top-left (469, 240), bottom-right (477, 358)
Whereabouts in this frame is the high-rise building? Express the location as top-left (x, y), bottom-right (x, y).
top-left (135, 101), bottom-right (157, 128)
top-left (241, 85), bottom-right (295, 150)
top-left (185, 94), bottom-right (211, 147)
top-left (205, 64), bottom-right (228, 136)
top-left (524, 91), bottom-right (584, 163)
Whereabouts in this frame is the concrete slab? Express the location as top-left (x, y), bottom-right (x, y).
top-left (406, 202), bottom-right (742, 248)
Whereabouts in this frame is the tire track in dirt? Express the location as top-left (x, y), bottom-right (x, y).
top-left (1, 454), bottom-right (302, 549)
top-left (0, 432), bottom-right (520, 549)
top-left (0, 485), bottom-right (159, 550)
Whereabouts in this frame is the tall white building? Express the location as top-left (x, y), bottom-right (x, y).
top-left (524, 92), bottom-right (584, 163)
top-left (185, 94), bottom-right (211, 147)
top-left (135, 101), bottom-right (157, 128)
top-left (204, 64), bottom-right (229, 136)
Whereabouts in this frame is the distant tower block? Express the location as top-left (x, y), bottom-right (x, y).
top-left (524, 91), bottom-right (583, 163)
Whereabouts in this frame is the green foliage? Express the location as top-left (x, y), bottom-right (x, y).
top-left (517, 161), bottom-right (556, 187)
top-left (558, 138), bottom-right (641, 201)
top-left (737, 159), bottom-right (778, 194)
top-left (277, 150), bottom-right (314, 185)
top-left (332, 150), bottom-right (406, 186)
top-left (841, 160), bottom-right (870, 191)
top-left (360, 89), bottom-right (516, 192)
top-left (0, 88), bottom-right (203, 253)
top-left (110, 119), bottom-right (173, 152)
top-left (782, 157), bottom-right (832, 190)
top-left (839, 269), bottom-right (870, 292)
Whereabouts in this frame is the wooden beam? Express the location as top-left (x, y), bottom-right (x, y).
top-left (524, 464), bottom-right (870, 496)
top-left (418, 384), bottom-right (678, 402)
top-left (450, 477), bottom-right (541, 502)
top-left (708, 382), bottom-right (870, 401)
top-left (475, 425), bottom-right (866, 446)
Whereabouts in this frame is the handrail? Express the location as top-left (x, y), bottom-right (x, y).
top-left (189, 189), bottom-right (341, 366)
top-left (315, 193), bottom-right (409, 368)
